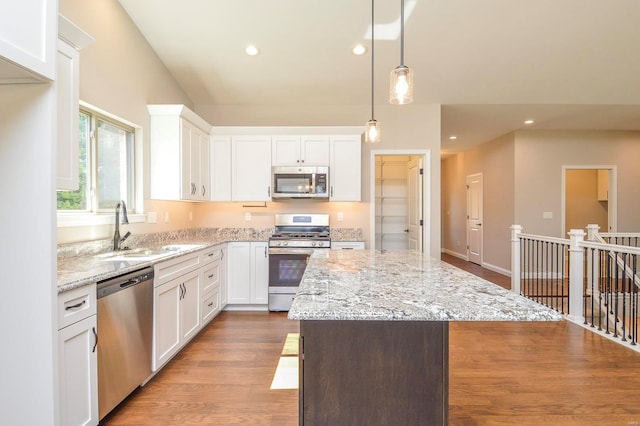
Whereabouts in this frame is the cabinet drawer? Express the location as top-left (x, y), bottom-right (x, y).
top-left (331, 241), bottom-right (365, 250)
top-left (154, 252), bottom-right (201, 286)
top-left (202, 287), bottom-right (221, 325)
top-left (202, 261), bottom-right (220, 294)
top-left (200, 245), bottom-right (222, 265)
top-left (58, 283), bottom-right (97, 330)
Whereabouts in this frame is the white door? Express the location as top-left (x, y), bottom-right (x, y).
top-left (466, 173), bottom-right (483, 265)
top-left (407, 157), bottom-right (423, 252)
top-left (179, 270), bottom-right (201, 343)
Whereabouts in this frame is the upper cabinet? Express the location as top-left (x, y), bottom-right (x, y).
top-left (210, 135), bottom-right (232, 201)
top-left (272, 135), bottom-right (330, 166)
top-left (330, 135), bottom-right (361, 202)
top-left (56, 16), bottom-right (94, 191)
top-left (0, 0), bottom-right (57, 82)
top-left (231, 135), bottom-right (272, 201)
top-left (148, 105), bottom-right (212, 201)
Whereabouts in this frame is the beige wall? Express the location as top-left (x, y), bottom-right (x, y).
top-left (515, 130), bottom-right (640, 236)
top-left (197, 103), bottom-right (442, 255)
top-left (57, 2), bottom-right (442, 253)
top-left (565, 169), bottom-right (608, 232)
top-left (441, 153), bottom-right (467, 257)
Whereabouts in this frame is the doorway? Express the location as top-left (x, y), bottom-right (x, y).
top-left (370, 150), bottom-right (429, 254)
top-left (466, 173), bottom-right (483, 265)
top-left (562, 166), bottom-right (617, 236)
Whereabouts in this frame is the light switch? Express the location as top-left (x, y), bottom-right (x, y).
top-left (245, 212), bottom-right (252, 221)
top-left (543, 211), bottom-right (553, 219)
top-left (189, 211), bottom-right (193, 221)
top-left (164, 212), bottom-right (170, 223)
top-left (337, 212), bottom-right (344, 221)
top-left (147, 212), bottom-right (157, 224)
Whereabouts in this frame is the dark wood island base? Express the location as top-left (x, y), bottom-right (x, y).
top-left (299, 320), bottom-right (449, 425)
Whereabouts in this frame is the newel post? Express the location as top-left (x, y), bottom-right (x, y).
top-left (568, 229), bottom-right (585, 323)
top-left (585, 224), bottom-right (600, 294)
top-left (510, 225), bottom-right (522, 294)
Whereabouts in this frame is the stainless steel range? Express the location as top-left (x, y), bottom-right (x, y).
top-left (268, 214), bottom-right (330, 311)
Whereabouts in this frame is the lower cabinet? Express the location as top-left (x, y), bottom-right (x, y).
top-left (226, 241), bottom-right (268, 308)
top-left (331, 241), bottom-right (365, 250)
top-left (57, 284), bottom-right (98, 426)
top-left (153, 269), bottom-right (201, 371)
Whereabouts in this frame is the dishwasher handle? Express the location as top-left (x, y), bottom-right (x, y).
top-left (97, 267), bottom-right (154, 299)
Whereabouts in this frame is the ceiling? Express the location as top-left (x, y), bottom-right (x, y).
top-left (118, 0), bottom-right (640, 152)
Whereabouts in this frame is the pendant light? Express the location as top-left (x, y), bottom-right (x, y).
top-left (364, 0), bottom-right (381, 143)
top-left (389, 0), bottom-right (414, 105)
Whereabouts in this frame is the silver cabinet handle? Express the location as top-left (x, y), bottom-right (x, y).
top-left (264, 247), bottom-right (267, 258)
top-left (330, 186), bottom-right (334, 197)
top-left (92, 327), bottom-right (98, 353)
top-left (220, 249), bottom-right (224, 260)
top-left (268, 186), bottom-right (271, 197)
top-left (208, 274), bottom-right (214, 279)
top-left (65, 300), bottom-right (86, 310)
top-left (202, 185), bottom-right (206, 196)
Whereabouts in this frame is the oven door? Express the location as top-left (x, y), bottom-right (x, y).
top-left (268, 248), bottom-right (313, 293)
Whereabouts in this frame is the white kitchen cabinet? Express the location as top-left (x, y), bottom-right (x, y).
top-left (57, 284), bottom-right (98, 426)
top-left (332, 241), bottom-right (365, 249)
top-left (231, 135), bottom-right (272, 201)
top-left (220, 244), bottom-right (228, 308)
top-left (330, 135), bottom-right (362, 201)
top-left (226, 241), bottom-right (269, 309)
top-left (153, 265), bottom-right (202, 371)
top-left (0, 0), bottom-right (56, 82)
top-left (56, 16), bottom-right (94, 191)
top-left (200, 245), bottom-right (222, 325)
top-left (148, 104), bottom-right (212, 201)
top-left (210, 135), bottom-right (232, 201)
top-left (272, 135), bottom-right (330, 166)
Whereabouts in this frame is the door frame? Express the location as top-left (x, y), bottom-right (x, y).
top-left (370, 149), bottom-right (431, 255)
top-left (561, 165), bottom-right (617, 237)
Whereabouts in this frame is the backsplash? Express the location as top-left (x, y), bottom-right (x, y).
top-left (57, 227), bottom-right (363, 259)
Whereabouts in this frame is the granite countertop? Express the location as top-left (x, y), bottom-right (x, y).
top-left (288, 250), bottom-right (563, 322)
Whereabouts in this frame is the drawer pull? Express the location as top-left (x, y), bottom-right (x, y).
top-left (92, 327), bottom-right (98, 353)
top-left (208, 274), bottom-right (214, 279)
top-left (208, 252), bottom-right (214, 257)
top-left (207, 302), bottom-right (214, 307)
top-left (65, 300), bottom-right (86, 311)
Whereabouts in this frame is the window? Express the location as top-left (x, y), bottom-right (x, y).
top-left (57, 108), bottom-right (136, 212)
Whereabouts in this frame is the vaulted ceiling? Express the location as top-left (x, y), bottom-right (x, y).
top-left (118, 0), bottom-right (640, 152)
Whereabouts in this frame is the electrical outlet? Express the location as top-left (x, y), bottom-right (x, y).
top-left (337, 212), bottom-right (344, 221)
top-left (147, 212), bottom-right (157, 224)
top-left (164, 212), bottom-right (170, 223)
top-left (245, 212), bottom-right (252, 221)
top-left (543, 211), bottom-right (553, 219)
top-left (189, 211), bottom-right (193, 221)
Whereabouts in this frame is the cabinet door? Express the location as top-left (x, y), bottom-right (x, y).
top-left (220, 244), bottom-right (228, 308)
top-left (180, 270), bottom-right (201, 342)
top-left (231, 135), bottom-right (272, 201)
top-left (272, 135), bottom-right (301, 166)
top-left (153, 279), bottom-right (181, 371)
top-left (56, 40), bottom-right (80, 190)
top-left (180, 119), bottom-right (194, 200)
top-left (251, 242), bottom-right (269, 304)
top-left (0, 0), bottom-right (56, 81)
top-left (227, 242), bottom-right (252, 304)
top-left (301, 135), bottom-right (330, 166)
top-left (211, 135), bottom-right (232, 201)
top-left (330, 135), bottom-right (362, 201)
top-left (58, 315), bottom-right (98, 426)
top-left (198, 131), bottom-right (210, 200)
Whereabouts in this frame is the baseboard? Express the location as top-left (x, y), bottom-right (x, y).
top-left (482, 261), bottom-right (511, 277)
top-left (441, 248), bottom-right (467, 260)
top-left (223, 304), bottom-right (268, 312)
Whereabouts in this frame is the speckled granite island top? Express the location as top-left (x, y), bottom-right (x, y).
top-left (288, 249), bottom-right (563, 322)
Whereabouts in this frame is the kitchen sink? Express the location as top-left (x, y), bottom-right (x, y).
top-left (96, 244), bottom-right (204, 261)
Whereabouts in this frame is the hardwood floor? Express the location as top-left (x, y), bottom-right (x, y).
top-left (101, 255), bottom-right (640, 425)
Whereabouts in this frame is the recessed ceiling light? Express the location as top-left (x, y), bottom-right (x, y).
top-left (353, 44), bottom-right (367, 55)
top-left (449, 136), bottom-right (457, 140)
top-left (245, 45), bottom-right (260, 56)
top-left (524, 119), bottom-right (535, 125)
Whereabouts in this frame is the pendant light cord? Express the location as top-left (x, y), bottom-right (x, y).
top-left (371, 0), bottom-right (375, 120)
top-left (400, 0), bottom-right (405, 66)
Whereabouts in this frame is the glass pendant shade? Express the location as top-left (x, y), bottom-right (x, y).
top-left (389, 65), bottom-right (414, 105)
top-left (365, 119), bottom-right (381, 143)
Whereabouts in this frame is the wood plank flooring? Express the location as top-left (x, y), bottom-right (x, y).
top-left (101, 255), bottom-right (640, 425)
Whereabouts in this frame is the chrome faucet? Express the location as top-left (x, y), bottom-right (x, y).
top-left (113, 200), bottom-right (131, 251)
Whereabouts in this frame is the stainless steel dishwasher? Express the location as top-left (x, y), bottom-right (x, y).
top-left (97, 266), bottom-right (154, 420)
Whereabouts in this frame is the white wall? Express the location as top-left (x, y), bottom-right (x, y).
top-left (0, 84), bottom-right (57, 425)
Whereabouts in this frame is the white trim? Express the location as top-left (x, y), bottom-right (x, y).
top-left (369, 149), bottom-right (431, 256)
top-left (211, 126), bottom-right (364, 135)
top-left (441, 248), bottom-right (467, 260)
top-left (57, 213), bottom-right (146, 228)
top-left (482, 261), bottom-right (511, 277)
top-left (561, 165), bottom-right (617, 237)
top-left (466, 172), bottom-right (483, 265)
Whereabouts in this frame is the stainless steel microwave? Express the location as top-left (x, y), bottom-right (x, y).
top-left (272, 166), bottom-right (329, 199)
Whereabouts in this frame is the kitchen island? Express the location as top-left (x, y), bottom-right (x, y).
top-left (288, 250), bottom-right (562, 425)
